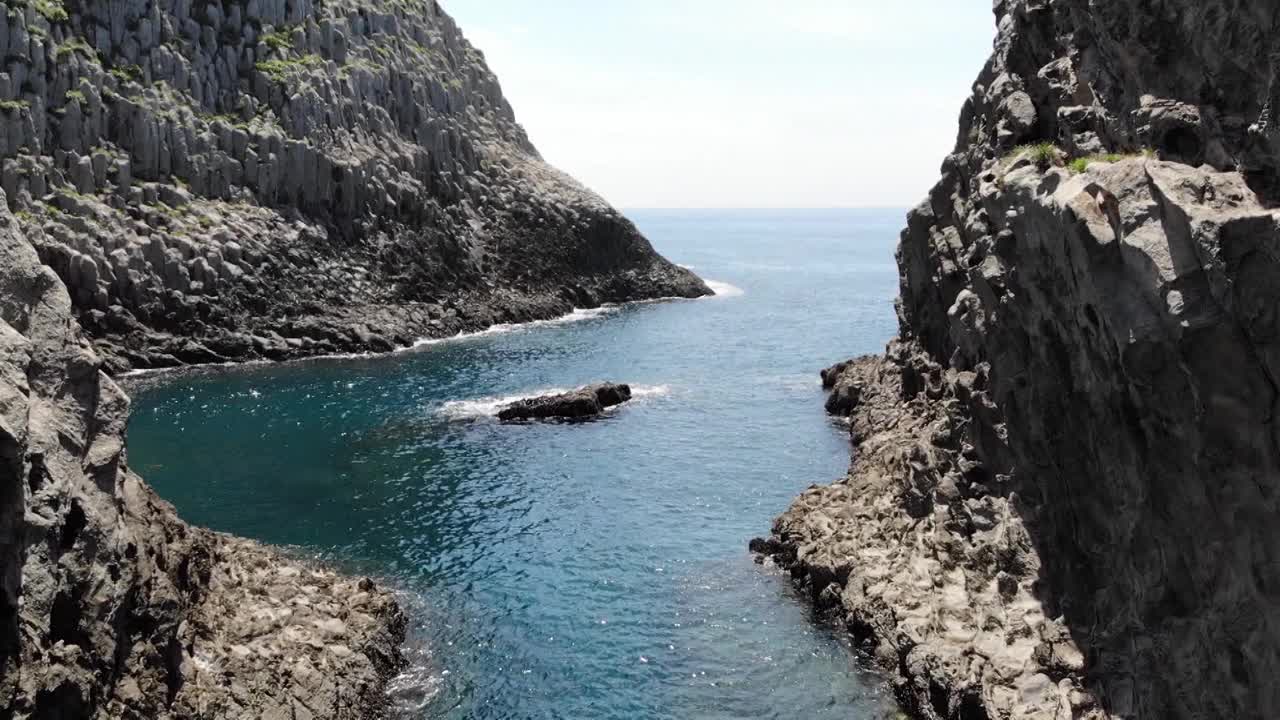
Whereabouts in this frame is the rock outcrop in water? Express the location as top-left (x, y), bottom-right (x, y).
top-left (498, 382), bottom-right (632, 421)
top-left (0, 0), bottom-right (707, 373)
top-left (756, 2), bottom-right (1280, 718)
top-left (1, 196), bottom-right (404, 718)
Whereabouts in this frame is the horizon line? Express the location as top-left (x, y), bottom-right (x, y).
top-left (619, 206), bottom-right (910, 211)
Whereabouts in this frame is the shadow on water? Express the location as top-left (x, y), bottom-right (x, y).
top-left (124, 209), bottom-right (905, 720)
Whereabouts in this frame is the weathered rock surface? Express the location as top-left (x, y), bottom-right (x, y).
top-left (756, 2), bottom-right (1280, 719)
top-left (0, 0), bottom-right (708, 373)
top-left (498, 382), bottom-right (632, 422)
top-left (0, 194), bottom-right (404, 718)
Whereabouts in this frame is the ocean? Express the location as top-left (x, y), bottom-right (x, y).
top-left (125, 208), bottom-right (905, 719)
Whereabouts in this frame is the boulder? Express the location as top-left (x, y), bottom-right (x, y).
top-left (498, 383), bottom-right (632, 421)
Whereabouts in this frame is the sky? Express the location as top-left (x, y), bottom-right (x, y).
top-left (443, 1), bottom-right (996, 209)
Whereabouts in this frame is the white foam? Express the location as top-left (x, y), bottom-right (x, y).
top-left (629, 384), bottom-right (672, 398)
top-left (439, 384), bottom-right (672, 421)
top-left (703, 279), bottom-right (745, 297)
top-left (678, 263), bottom-right (697, 270)
top-left (411, 306), bottom-right (618, 349)
top-left (438, 387), bottom-right (571, 420)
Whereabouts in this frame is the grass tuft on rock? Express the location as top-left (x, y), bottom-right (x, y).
top-left (255, 54), bottom-right (325, 82)
top-left (260, 27), bottom-right (294, 51)
top-left (32, 0), bottom-right (68, 22)
top-left (1018, 142), bottom-right (1061, 169)
top-left (1067, 149), bottom-right (1156, 174)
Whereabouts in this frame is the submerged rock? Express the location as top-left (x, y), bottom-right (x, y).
top-left (761, 2), bottom-right (1280, 719)
top-left (498, 383), bottom-right (633, 421)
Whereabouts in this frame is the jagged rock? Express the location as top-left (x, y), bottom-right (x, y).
top-left (498, 383), bottom-right (632, 421)
top-left (0, 194), bottom-right (404, 719)
top-left (758, 2), bottom-right (1280, 719)
top-left (820, 359), bottom-right (862, 416)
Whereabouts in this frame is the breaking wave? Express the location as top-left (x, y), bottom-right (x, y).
top-left (703, 279), bottom-right (745, 297)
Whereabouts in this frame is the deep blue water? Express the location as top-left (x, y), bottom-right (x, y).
top-left (124, 209), bottom-right (904, 719)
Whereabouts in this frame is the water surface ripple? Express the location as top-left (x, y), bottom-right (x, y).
top-left (126, 209), bottom-right (903, 719)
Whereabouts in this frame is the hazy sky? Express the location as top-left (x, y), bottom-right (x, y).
top-left (443, 2), bottom-right (996, 209)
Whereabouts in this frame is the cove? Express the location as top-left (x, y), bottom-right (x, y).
top-left (124, 209), bottom-right (903, 719)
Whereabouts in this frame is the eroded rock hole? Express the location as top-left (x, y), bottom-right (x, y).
top-left (164, 635), bottom-right (185, 705)
top-left (1159, 127), bottom-right (1202, 164)
top-left (49, 592), bottom-right (83, 647)
top-left (26, 453), bottom-right (46, 493)
top-left (959, 689), bottom-right (991, 720)
top-left (59, 501), bottom-right (87, 551)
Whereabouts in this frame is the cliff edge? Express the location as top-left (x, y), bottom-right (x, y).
top-left (0, 0), bottom-right (707, 372)
top-left (756, 2), bottom-right (1280, 719)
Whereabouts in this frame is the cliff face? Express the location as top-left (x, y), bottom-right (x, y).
top-left (0, 0), bottom-right (707, 372)
top-left (757, 2), bottom-right (1280, 719)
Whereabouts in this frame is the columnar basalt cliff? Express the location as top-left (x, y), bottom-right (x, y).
top-left (0, 0), bottom-right (707, 373)
top-left (756, 2), bottom-right (1280, 719)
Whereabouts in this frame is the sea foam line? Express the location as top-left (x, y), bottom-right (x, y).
top-left (438, 384), bottom-right (673, 420)
top-left (410, 306), bottom-right (618, 348)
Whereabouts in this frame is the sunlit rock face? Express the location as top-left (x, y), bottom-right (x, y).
top-left (757, 2), bottom-right (1280, 718)
top-left (1, 0), bottom-right (707, 373)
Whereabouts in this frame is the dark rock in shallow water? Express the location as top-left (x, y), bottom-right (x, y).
top-left (498, 383), bottom-right (633, 421)
top-left (820, 360), bottom-right (863, 416)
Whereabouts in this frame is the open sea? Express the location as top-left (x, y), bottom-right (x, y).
top-left (125, 209), bottom-right (904, 719)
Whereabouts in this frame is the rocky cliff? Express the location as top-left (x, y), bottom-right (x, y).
top-left (755, 2), bottom-right (1280, 719)
top-left (0, 0), bottom-right (706, 373)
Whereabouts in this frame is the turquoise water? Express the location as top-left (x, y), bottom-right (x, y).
top-left (125, 209), bottom-right (903, 719)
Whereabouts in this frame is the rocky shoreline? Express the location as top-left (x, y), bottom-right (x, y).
top-left (1, 204), bottom-right (407, 718)
top-left (754, 348), bottom-right (1102, 719)
top-left (755, 1), bottom-right (1280, 718)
